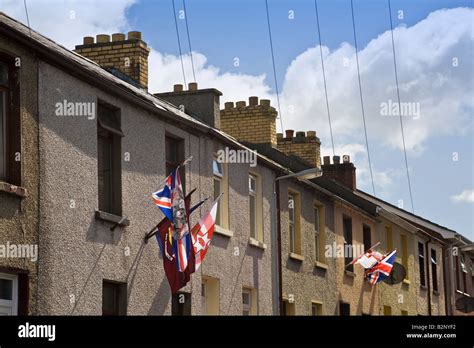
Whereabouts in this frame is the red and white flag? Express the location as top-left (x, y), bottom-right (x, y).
top-left (191, 200), bottom-right (218, 270)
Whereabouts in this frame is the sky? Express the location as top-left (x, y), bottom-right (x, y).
top-left (1, 0), bottom-right (473, 240)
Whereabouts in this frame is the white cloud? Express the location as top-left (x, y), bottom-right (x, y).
top-left (0, 2), bottom-right (471, 198)
top-left (451, 190), bottom-right (474, 203)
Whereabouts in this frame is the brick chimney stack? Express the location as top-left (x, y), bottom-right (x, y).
top-left (276, 130), bottom-right (321, 168)
top-left (154, 83), bottom-right (223, 128)
top-left (321, 155), bottom-right (356, 190)
top-left (220, 97), bottom-right (278, 146)
top-left (74, 31), bottom-right (150, 89)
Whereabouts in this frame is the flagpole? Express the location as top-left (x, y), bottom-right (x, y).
top-left (144, 193), bottom-right (212, 243)
top-left (151, 155), bottom-right (193, 193)
top-left (344, 241), bottom-right (381, 268)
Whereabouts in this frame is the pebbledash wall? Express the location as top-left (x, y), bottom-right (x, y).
top-left (0, 32), bottom-right (39, 315)
top-left (36, 60), bottom-right (275, 315)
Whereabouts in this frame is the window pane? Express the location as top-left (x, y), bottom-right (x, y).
top-left (0, 91), bottom-right (5, 179)
top-left (98, 129), bottom-right (113, 213)
top-left (249, 175), bottom-right (256, 192)
top-left (0, 279), bottom-right (12, 300)
top-left (214, 178), bottom-right (221, 225)
top-left (249, 194), bottom-right (256, 238)
top-left (314, 208), bottom-right (320, 233)
top-left (289, 224), bottom-right (295, 252)
top-left (242, 292), bottom-right (250, 306)
top-left (288, 197), bottom-right (294, 223)
top-left (213, 159), bottom-right (223, 176)
top-left (0, 62), bottom-right (8, 85)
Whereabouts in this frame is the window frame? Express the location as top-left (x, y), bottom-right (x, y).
top-left (288, 190), bottom-right (301, 255)
top-left (0, 273), bottom-right (18, 316)
top-left (431, 249), bottom-right (438, 292)
top-left (418, 242), bottom-right (426, 287)
top-left (213, 158), bottom-right (224, 226)
top-left (97, 102), bottom-right (123, 216)
top-left (343, 216), bottom-right (353, 272)
top-left (102, 279), bottom-right (127, 316)
top-left (0, 53), bottom-right (21, 186)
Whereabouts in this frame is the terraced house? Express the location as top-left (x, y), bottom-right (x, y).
top-left (0, 11), bottom-right (471, 317)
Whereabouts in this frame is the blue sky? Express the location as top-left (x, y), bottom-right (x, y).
top-left (2, 0), bottom-right (473, 239)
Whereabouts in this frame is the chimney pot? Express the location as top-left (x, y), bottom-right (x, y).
top-left (236, 101), bottom-right (246, 107)
top-left (128, 31), bottom-right (142, 40)
top-left (224, 102), bottom-right (234, 109)
top-left (188, 82), bottom-right (198, 91)
top-left (343, 155), bottom-right (351, 163)
top-left (96, 34), bottom-right (110, 43)
top-left (307, 131), bottom-right (316, 138)
top-left (174, 84), bottom-right (183, 92)
top-left (83, 36), bottom-right (94, 45)
top-left (112, 33), bottom-right (126, 42)
top-left (260, 99), bottom-right (271, 107)
top-left (323, 156), bottom-right (330, 165)
top-left (249, 96), bottom-right (258, 106)
top-left (333, 155), bottom-right (341, 164)
top-left (296, 131), bottom-right (305, 138)
top-left (285, 130), bottom-right (294, 139)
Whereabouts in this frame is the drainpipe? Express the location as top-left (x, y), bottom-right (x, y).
top-left (425, 238), bottom-right (432, 316)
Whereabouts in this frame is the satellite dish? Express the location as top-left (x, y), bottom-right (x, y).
top-left (382, 262), bottom-right (406, 285)
top-left (455, 297), bottom-right (474, 313)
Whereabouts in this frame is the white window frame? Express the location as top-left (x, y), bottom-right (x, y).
top-left (0, 273), bottom-right (18, 316)
top-left (249, 174), bottom-right (257, 239)
top-left (288, 195), bottom-right (296, 253)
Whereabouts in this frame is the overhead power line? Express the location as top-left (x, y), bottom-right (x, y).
top-left (314, 0), bottom-right (335, 157)
top-left (172, 0), bottom-right (187, 86)
top-left (350, 0), bottom-right (376, 196)
top-left (387, 0), bottom-right (415, 212)
top-left (265, 0), bottom-right (284, 133)
top-left (183, 0), bottom-right (197, 83)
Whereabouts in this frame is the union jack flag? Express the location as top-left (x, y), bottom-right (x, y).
top-left (152, 168), bottom-right (191, 272)
top-left (152, 173), bottom-right (174, 222)
top-left (365, 250), bottom-right (397, 285)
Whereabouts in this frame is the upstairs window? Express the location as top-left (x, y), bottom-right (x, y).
top-left (431, 249), bottom-right (438, 292)
top-left (418, 242), bottom-right (426, 287)
top-left (97, 102), bottom-right (123, 216)
top-left (0, 55), bottom-right (21, 185)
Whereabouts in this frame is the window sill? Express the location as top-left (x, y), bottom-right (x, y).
top-left (420, 285), bottom-right (427, 291)
top-left (0, 181), bottom-right (27, 198)
top-left (432, 290), bottom-right (440, 296)
top-left (403, 278), bottom-right (411, 285)
top-left (214, 225), bottom-right (233, 238)
top-left (314, 261), bottom-right (328, 270)
top-left (344, 270), bottom-right (356, 278)
top-left (248, 237), bottom-right (266, 250)
top-left (95, 210), bottom-right (130, 227)
top-left (289, 252), bottom-right (304, 262)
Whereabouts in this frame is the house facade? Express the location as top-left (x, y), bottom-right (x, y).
top-left (0, 11), bottom-right (470, 316)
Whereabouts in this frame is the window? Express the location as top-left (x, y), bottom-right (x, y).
top-left (213, 159), bottom-right (224, 226)
top-left (242, 288), bottom-right (257, 315)
top-left (385, 225), bottom-right (393, 251)
top-left (418, 242), bottom-right (426, 287)
top-left (172, 292), bottom-right (191, 316)
top-left (362, 224), bottom-right (371, 250)
top-left (0, 273), bottom-right (18, 315)
top-left (102, 280), bottom-right (126, 316)
top-left (0, 55), bottom-right (21, 185)
top-left (311, 302), bottom-right (323, 316)
top-left (401, 235), bottom-right (408, 279)
top-left (202, 276), bottom-right (219, 315)
top-left (282, 299), bottom-right (295, 316)
top-left (343, 216), bottom-right (353, 272)
top-left (165, 135), bottom-right (185, 189)
top-left (314, 207), bottom-right (320, 261)
top-left (339, 302), bottom-right (350, 316)
top-left (249, 174), bottom-right (257, 239)
top-left (288, 191), bottom-right (301, 254)
top-left (97, 103), bottom-right (123, 216)
top-left (431, 249), bottom-right (438, 292)
top-left (456, 254), bottom-right (468, 293)
top-left (383, 305), bottom-right (392, 316)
